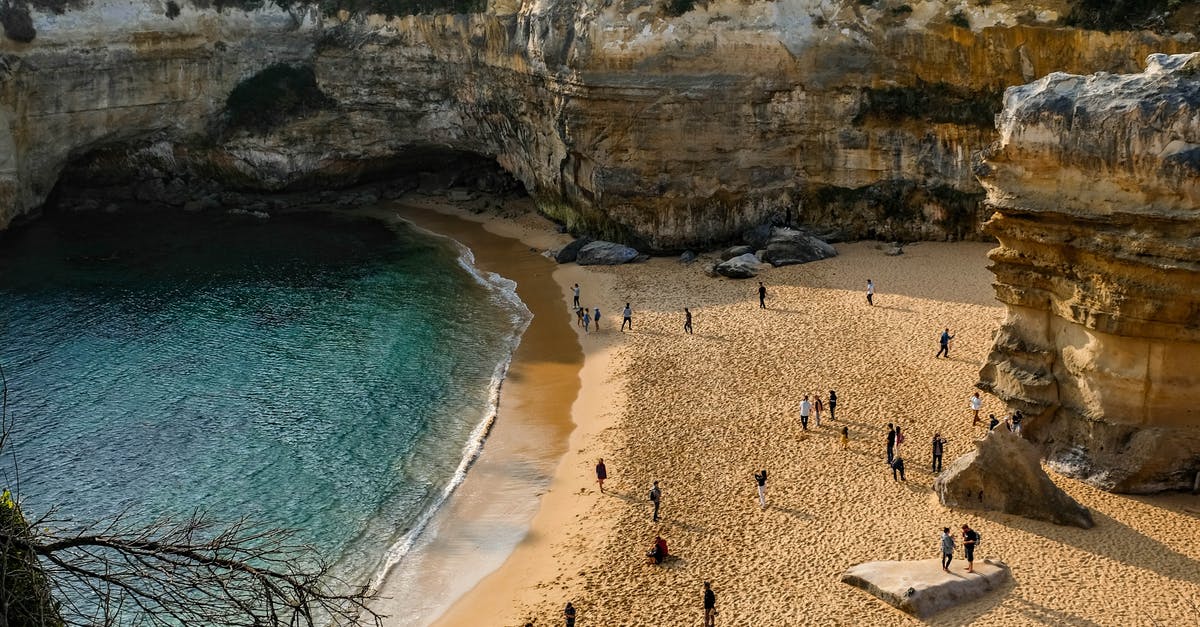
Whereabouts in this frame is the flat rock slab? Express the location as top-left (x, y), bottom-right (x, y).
top-left (841, 558), bottom-right (1009, 617)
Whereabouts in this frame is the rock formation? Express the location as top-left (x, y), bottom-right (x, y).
top-left (976, 52), bottom-right (1200, 493)
top-left (935, 430), bottom-right (1094, 528)
top-left (715, 253), bottom-right (761, 279)
top-left (842, 558), bottom-right (1010, 618)
top-left (2, 1), bottom-right (1197, 250)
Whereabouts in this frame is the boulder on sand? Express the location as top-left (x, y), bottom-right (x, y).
top-left (720, 245), bottom-right (755, 261)
top-left (763, 228), bottom-right (837, 267)
top-left (934, 429), bottom-right (1095, 528)
top-left (555, 236), bottom-right (593, 263)
top-left (715, 253), bottom-right (761, 279)
top-left (842, 558), bottom-right (1010, 617)
top-left (576, 240), bottom-right (639, 265)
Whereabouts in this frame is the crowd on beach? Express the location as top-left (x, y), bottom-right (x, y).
top-left (550, 278), bottom-right (1019, 626)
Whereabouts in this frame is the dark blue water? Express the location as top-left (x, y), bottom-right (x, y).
top-left (0, 210), bottom-right (526, 584)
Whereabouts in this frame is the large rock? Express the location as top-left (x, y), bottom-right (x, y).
top-left (842, 558), bottom-right (1009, 618)
top-left (763, 228), bottom-right (837, 267)
top-left (720, 245), bottom-right (754, 261)
top-left (935, 430), bottom-right (1094, 528)
top-left (576, 241), bottom-right (638, 266)
top-left (555, 236), bottom-right (593, 264)
top-left (715, 253), bottom-right (760, 279)
top-left (976, 53), bottom-right (1200, 493)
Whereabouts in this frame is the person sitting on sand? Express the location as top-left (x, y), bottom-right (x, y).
top-left (646, 535), bottom-right (668, 564)
top-left (840, 426), bottom-right (849, 451)
top-left (595, 458), bottom-right (607, 493)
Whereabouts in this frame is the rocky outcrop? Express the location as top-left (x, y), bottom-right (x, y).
top-left (575, 240), bottom-right (638, 265)
top-left (762, 228), bottom-right (837, 267)
top-left (2, 1), bottom-right (1196, 249)
top-left (842, 558), bottom-right (1010, 618)
top-left (976, 53), bottom-right (1200, 493)
top-left (935, 430), bottom-right (1094, 528)
top-left (555, 236), bottom-right (593, 263)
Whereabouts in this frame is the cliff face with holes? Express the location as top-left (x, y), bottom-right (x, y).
top-left (977, 52), bottom-right (1200, 493)
top-left (0, 1), bottom-right (1197, 250)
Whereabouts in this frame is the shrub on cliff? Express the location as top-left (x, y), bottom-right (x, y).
top-left (1063, 0), bottom-right (1197, 32)
top-left (663, 0), bottom-right (695, 17)
top-left (0, 4), bottom-right (35, 43)
top-left (224, 64), bottom-right (335, 134)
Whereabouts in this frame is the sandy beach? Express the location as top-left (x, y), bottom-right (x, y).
top-left (387, 197), bottom-right (1200, 626)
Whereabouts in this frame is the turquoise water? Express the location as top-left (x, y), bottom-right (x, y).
top-left (0, 210), bottom-right (527, 589)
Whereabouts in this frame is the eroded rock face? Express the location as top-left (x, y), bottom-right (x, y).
top-left (2, 1), bottom-right (1196, 250)
top-left (935, 430), bottom-right (1094, 528)
top-left (976, 53), bottom-right (1200, 493)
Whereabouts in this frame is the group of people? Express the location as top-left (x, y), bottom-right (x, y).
top-left (885, 422), bottom-right (951, 479)
top-left (798, 391), bottom-right (837, 429)
top-left (561, 582), bottom-right (717, 627)
top-left (939, 524), bottom-right (981, 573)
top-left (572, 284), bottom-right (634, 334)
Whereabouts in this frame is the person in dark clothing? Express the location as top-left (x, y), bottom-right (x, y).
top-left (646, 535), bottom-right (668, 564)
top-left (931, 434), bottom-right (946, 472)
top-left (703, 582), bottom-right (717, 627)
top-left (1011, 410), bottom-right (1024, 435)
top-left (683, 308), bottom-right (693, 334)
top-left (828, 390), bottom-right (838, 421)
top-left (758, 282), bottom-right (767, 308)
top-left (866, 279), bottom-right (874, 306)
top-left (593, 307), bottom-right (601, 330)
top-left (961, 524), bottom-right (979, 572)
top-left (891, 456), bottom-right (906, 481)
top-left (936, 328), bottom-right (955, 358)
top-left (988, 413), bottom-right (999, 431)
top-left (564, 602), bottom-right (576, 627)
top-left (753, 470), bottom-right (768, 510)
top-left (886, 423), bottom-right (896, 465)
top-left (595, 458), bottom-right (608, 493)
top-left (649, 480), bottom-right (661, 522)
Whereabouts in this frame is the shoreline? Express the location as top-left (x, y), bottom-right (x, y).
top-left (364, 198), bottom-right (588, 626)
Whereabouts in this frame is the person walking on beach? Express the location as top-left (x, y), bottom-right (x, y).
top-left (813, 395), bottom-right (824, 427)
top-left (758, 281), bottom-right (767, 309)
top-left (582, 308), bottom-right (591, 332)
top-left (799, 395), bottom-right (812, 431)
top-left (594, 307), bottom-right (601, 330)
top-left (621, 303), bottom-right (633, 332)
top-left (931, 433), bottom-right (946, 472)
top-left (595, 458), bottom-right (608, 493)
top-left (894, 426), bottom-right (906, 458)
top-left (703, 582), bottom-right (717, 627)
top-left (961, 524), bottom-right (979, 572)
top-left (866, 279), bottom-right (875, 306)
top-left (564, 602), bottom-right (576, 627)
top-left (937, 328), bottom-right (955, 358)
top-left (683, 308), bottom-right (693, 334)
top-left (970, 392), bottom-right (983, 425)
top-left (840, 426), bottom-right (850, 451)
top-left (886, 423), bottom-right (896, 465)
top-left (572, 284), bottom-right (580, 308)
top-left (575, 307), bottom-right (584, 327)
top-left (649, 480), bottom-right (662, 522)
top-left (828, 390), bottom-right (838, 421)
top-left (940, 527), bottom-right (956, 572)
top-left (891, 456), bottom-right (906, 481)
top-left (754, 470), bottom-right (768, 510)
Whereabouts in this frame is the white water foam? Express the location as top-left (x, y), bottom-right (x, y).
top-left (367, 221), bottom-right (533, 590)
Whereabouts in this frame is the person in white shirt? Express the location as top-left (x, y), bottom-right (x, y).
top-left (970, 392), bottom-right (983, 425)
top-left (866, 279), bottom-right (875, 306)
top-left (799, 395), bottom-right (812, 431)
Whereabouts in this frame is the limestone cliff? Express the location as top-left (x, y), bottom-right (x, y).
top-left (0, 1), bottom-right (1197, 250)
top-left (976, 52), bottom-right (1200, 493)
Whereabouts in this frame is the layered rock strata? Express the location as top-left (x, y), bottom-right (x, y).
top-left (2, 1), bottom-right (1196, 249)
top-left (976, 52), bottom-right (1200, 493)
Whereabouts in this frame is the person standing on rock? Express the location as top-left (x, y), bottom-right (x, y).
top-left (595, 458), bottom-right (608, 493)
top-left (593, 307), bottom-right (601, 330)
top-left (970, 392), bottom-right (983, 425)
top-left (703, 582), bottom-right (717, 627)
top-left (572, 283), bottom-right (580, 308)
top-left (621, 302), bottom-right (633, 332)
top-left (813, 394), bottom-right (824, 427)
top-left (866, 279), bottom-right (875, 306)
top-left (758, 281), bottom-right (767, 309)
top-left (649, 480), bottom-right (662, 522)
top-left (753, 470), bottom-right (768, 510)
top-left (961, 524), bottom-right (979, 572)
top-left (931, 433), bottom-right (946, 472)
top-left (988, 413), bottom-right (999, 431)
top-left (886, 423), bottom-right (897, 465)
top-left (1012, 410), bottom-right (1024, 436)
top-left (828, 390), bottom-right (838, 421)
top-left (799, 395), bottom-right (812, 431)
top-left (940, 527), bottom-right (956, 572)
top-left (937, 328), bottom-right (955, 358)
top-left (684, 308), bottom-right (693, 335)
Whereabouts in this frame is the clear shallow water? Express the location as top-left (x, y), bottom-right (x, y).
top-left (0, 210), bottom-right (527, 590)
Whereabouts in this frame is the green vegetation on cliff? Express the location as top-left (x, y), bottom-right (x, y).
top-left (854, 81), bottom-right (1004, 128)
top-left (224, 64), bottom-right (334, 133)
top-left (1063, 0), bottom-right (1199, 33)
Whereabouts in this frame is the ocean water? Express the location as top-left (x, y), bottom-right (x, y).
top-left (0, 210), bottom-right (528, 597)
